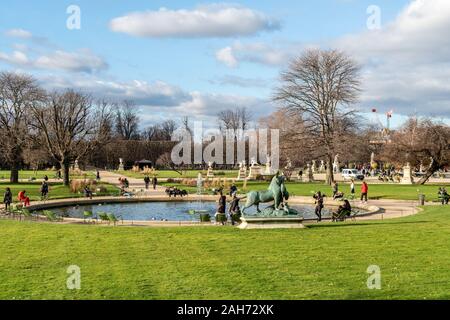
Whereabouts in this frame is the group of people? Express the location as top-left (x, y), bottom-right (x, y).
top-left (3, 188), bottom-right (31, 210)
top-left (165, 187), bottom-right (188, 197)
top-left (144, 176), bottom-right (158, 190)
top-left (438, 187), bottom-right (449, 205)
top-left (313, 181), bottom-right (369, 222)
top-left (331, 181), bottom-right (368, 202)
top-left (215, 188), bottom-right (242, 226)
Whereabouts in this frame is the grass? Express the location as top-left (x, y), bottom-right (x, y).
top-left (0, 205), bottom-right (449, 299)
top-left (117, 170), bottom-right (239, 179)
top-left (161, 180), bottom-right (448, 201)
top-left (0, 170), bottom-right (96, 180)
top-left (0, 182), bottom-right (119, 202)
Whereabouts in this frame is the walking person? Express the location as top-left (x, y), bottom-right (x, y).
top-left (96, 170), bottom-right (101, 181)
top-left (144, 176), bottom-right (150, 190)
top-left (350, 179), bottom-right (355, 200)
top-left (215, 190), bottom-right (227, 225)
top-left (40, 181), bottom-right (49, 200)
top-left (3, 187), bottom-right (12, 212)
top-left (361, 181), bottom-right (369, 203)
top-left (152, 176), bottom-right (158, 190)
top-left (228, 194), bottom-right (241, 226)
top-left (313, 191), bottom-right (324, 222)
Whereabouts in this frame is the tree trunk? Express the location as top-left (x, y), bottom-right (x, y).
top-left (418, 160), bottom-right (440, 185)
top-left (325, 155), bottom-right (334, 185)
top-left (61, 160), bottom-right (71, 186)
top-left (10, 162), bottom-right (19, 183)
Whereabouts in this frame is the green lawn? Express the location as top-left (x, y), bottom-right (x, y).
top-left (161, 181), bottom-right (448, 201)
top-left (0, 182), bottom-right (119, 202)
top-left (0, 170), bottom-right (96, 180)
top-left (0, 205), bottom-right (449, 299)
top-left (117, 170), bottom-right (239, 179)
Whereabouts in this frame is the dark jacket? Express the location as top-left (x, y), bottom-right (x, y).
top-left (3, 190), bottom-right (12, 204)
top-left (217, 195), bottom-right (226, 214)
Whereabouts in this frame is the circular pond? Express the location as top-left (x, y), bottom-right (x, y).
top-left (42, 201), bottom-right (357, 222)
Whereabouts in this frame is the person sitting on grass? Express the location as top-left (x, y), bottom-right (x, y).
top-left (3, 187), bottom-right (12, 211)
top-left (18, 190), bottom-right (30, 207)
top-left (84, 185), bottom-right (93, 199)
top-left (332, 200), bottom-right (352, 222)
top-left (333, 191), bottom-right (345, 200)
top-left (438, 187), bottom-right (449, 205)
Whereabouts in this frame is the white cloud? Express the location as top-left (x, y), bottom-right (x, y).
top-left (214, 0), bottom-right (450, 117)
top-left (215, 46), bottom-right (237, 67)
top-left (34, 49), bottom-right (108, 73)
top-left (4, 29), bottom-right (33, 39)
top-left (37, 73), bottom-right (273, 125)
top-left (0, 49), bottom-right (108, 73)
top-left (110, 3), bottom-right (280, 38)
top-left (209, 75), bottom-right (269, 88)
top-left (0, 51), bottom-right (29, 65)
top-left (332, 0), bottom-right (450, 116)
top-left (216, 41), bottom-right (304, 68)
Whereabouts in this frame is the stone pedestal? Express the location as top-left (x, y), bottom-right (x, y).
top-left (401, 164), bottom-right (414, 185)
top-left (319, 160), bottom-right (325, 173)
top-left (237, 167), bottom-right (247, 181)
top-left (311, 161), bottom-right (316, 174)
top-left (247, 165), bottom-right (262, 180)
top-left (207, 167), bottom-right (215, 178)
top-left (118, 158), bottom-right (124, 171)
top-left (304, 165), bottom-right (314, 182)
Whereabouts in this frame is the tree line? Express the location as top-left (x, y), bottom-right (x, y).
top-left (0, 72), bottom-right (180, 185)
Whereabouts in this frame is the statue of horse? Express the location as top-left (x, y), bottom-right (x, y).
top-left (242, 174), bottom-right (289, 214)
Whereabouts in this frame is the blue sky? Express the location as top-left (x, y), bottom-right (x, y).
top-left (1, 0), bottom-right (448, 128)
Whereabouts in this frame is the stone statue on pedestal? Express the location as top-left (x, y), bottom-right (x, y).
top-left (265, 154), bottom-right (272, 175)
top-left (207, 161), bottom-right (215, 178)
top-left (319, 160), bottom-right (325, 173)
top-left (304, 164), bottom-right (314, 182)
top-left (241, 173), bottom-right (300, 217)
top-left (333, 154), bottom-right (340, 174)
top-left (118, 158), bottom-right (124, 171)
top-left (401, 162), bottom-right (414, 185)
top-left (237, 161), bottom-right (247, 181)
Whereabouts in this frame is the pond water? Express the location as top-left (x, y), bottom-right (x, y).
top-left (45, 201), bottom-right (343, 221)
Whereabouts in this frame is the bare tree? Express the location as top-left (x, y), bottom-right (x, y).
top-left (274, 49), bottom-right (361, 184)
top-left (0, 72), bottom-right (46, 182)
top-left (30, 90), bottom-right (112, 186)
top-left (115, 100), bottom-right (140, 140)
top-left (217, 107), bottom-right (252, 138)
top-left (382, 117), bottom-right (450, 184)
